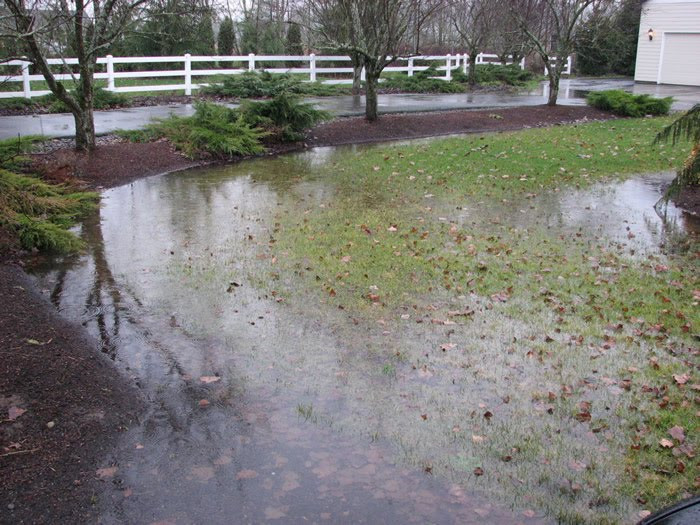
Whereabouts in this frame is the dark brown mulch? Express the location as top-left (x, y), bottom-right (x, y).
top-left (673, 185), bottom-right (700, 216)
top-left (31, 140), bottom-right (202, 190)
top-left (0, 263), bottom-right (142, 524)
top-left (306, 105), bottom-right (615, 147)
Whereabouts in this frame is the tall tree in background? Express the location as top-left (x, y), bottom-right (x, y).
top-left (132, 0), bottom-right (216, 56)
top-left (218, 17), bottom-right (237, 55)
top-left (451, 0), bottom-right (492, 87)
top-left (575, 0), bottom-right (641, 76)
top-left (489, 0), bottom-right (531, 65)
top-left (309, 0), bottom-right (423, 121)
top-left (307, 0), bottom-right (363, 95)
top-left (2, 0), bottom-right (149, 150)
top-left (514, 0), bottom-right (595, 106)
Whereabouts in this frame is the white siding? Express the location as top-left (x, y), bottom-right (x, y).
top-left (634, 0), bottom-right (700, 85)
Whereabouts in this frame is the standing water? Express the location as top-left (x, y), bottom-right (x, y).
top-left (31, 143), bottom-right (697, 524)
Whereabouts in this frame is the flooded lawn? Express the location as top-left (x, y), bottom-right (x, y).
top-left (32, 123), bottom-right (698, 524)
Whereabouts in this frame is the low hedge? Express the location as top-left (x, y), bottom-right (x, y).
top-left (587, 90), bottom-right (672, 117)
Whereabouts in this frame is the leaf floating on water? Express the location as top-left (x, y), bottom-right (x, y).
top-left (264, 507), bottom-right (288, 520)
top-left (191, 466), bottom-right (215, 481)
top-left (200, 376), bottom-right (220, 384)
top-left (214, 455), bottom-right (232, 466)
top-left (235, 469), bottom-right (258, 480)
top-left (96, 466), bottom-right (118, 479)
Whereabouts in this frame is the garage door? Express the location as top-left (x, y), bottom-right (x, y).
top-left (660, 33), bottom-right (700, 86)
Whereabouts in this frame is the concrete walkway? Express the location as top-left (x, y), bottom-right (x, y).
top-left (1, 78), bottom-right (699, 141)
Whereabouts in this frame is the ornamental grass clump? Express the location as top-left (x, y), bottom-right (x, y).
top-left (239, 93), bottom-right (330, 141)
top-left (0, 137), bottom-right (99, 253)
top-left (144, 101), bottom-right (266, 158)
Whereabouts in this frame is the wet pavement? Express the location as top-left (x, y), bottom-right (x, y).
top-left (2, 77), bottom-right (700, 140)
top-left (29, 139), bottom-right (698, 524)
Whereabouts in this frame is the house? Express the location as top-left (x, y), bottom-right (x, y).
top-left (634, 0), bottom-right (700, 86)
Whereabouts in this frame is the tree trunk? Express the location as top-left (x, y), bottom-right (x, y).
top-left (365, 73), bottom-right (378, 122)
top-left (351, 54), bottom-right (362, 96)
top-left (73, 107), bottom-right (96, 151)
top-left (75, 63), bottom-right (97, 151)
top-left (547, 72), bottom-right (560, 106)
top-left (468, 54), bottom-right (477, 88)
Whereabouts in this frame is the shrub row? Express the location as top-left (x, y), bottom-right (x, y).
top-left (120, 94), bottom-right (329, 158)
top-left (587, 90), bottom-right (672, 117)
top-left (203, 71), bottom-right (349, 98)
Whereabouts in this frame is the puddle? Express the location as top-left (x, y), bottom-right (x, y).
top-left (31, 142), bottom-right (697, 524)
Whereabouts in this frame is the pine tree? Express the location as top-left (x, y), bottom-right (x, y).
top-left (218, 17), bottom-right (236, 55)
top-left (286, 22), bottom-right (303, 55)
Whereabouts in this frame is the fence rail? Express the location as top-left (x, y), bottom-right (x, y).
top-left (0, 53), bottom-right (571, 99)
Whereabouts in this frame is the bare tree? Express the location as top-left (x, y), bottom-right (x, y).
top-left (3, 0), bottom-right (149, 150)
top-left (489, 0), bottom-right (531, 65)
top-left (450, 0), bottom-right (491, 87)
top-left (512, 0), bottom-right (595, 106)
top-left (308, 0), bottom-right (424, 121)
top-left (407, 0), bottom-right (444, 54)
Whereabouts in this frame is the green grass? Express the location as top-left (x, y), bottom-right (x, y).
top-left (272, 116), bottom-right (690, 303)
top-left (621, 363), bottom-right (698, 511)
top-left (0, 137), bottom-right (99, 253)
top-left (262, 117), bottom-right (697, 520)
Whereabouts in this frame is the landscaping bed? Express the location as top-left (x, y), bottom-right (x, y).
top-left (30, 105), bottom-right (614, 190)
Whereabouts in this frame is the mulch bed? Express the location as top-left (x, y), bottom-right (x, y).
top-left (2, 103), bottom-right (697, 523)
top-left (31, 140), bottom-right (203, 190)
top-left (0, 263), bottom-right (141, 524)
top-left (306, 104), bottom-right (615, 146)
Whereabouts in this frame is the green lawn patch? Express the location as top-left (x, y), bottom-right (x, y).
top-left (262, 117), bottom-right (696, 521)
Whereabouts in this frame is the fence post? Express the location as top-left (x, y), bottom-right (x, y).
top-left (566, 55), bottom-right (572, 75)
top-left (408, 57), bottom-right (414, 77)
top-left (21, 61), bottom-right (31, 99)
top-left (463, 53), bottom-right (468, 74)
top-left (184, 53), bottom-right (192, 96)
top-left (520, 57), bottom-right (526, 70)
top-left (309, 53), bottom-right (316, 82)
top-left (106, 55), bottom-right (115, 91)
top-left (445, 54), bottom-right (451, 80)
top-left (248, 53), bottom-right (255, 72)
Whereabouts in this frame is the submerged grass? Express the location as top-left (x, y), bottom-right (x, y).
top-left (263, 117), bottom-right (698, 522)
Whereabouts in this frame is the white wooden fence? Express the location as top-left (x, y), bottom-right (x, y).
top-left (0, 53), bottom-right (571, 99)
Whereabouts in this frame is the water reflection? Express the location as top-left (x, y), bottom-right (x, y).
top-left (30, 143), bottom-right (697, 524)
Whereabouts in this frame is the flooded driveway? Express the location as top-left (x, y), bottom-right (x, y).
top-left (32, 141), bottom-right (697, 524)
top-left (5, 77), bottom-right (700, 140)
